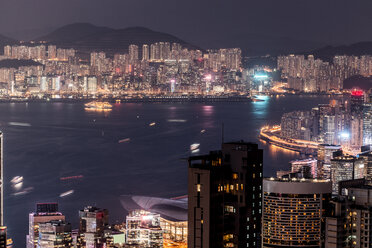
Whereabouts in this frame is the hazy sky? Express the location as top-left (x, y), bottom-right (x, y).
top-left (0, 0), bottom-right (371, 45)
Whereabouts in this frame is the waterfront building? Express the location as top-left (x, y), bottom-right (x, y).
top-left (78, 206), bottom-right (109, 248)
top-left (280, 111), bottom-right (313, 141)
top-left (120, 195), bottom-right (187, 245)
top-left (125, 210), bottom-right (163, 248)
top-left (331, 153), bottom-right (365, 195)
top-left (188, 141), bottom-right (263, 248)
top-left (37, 220), bottom-right (72, 247)
top-left (262, 178), bottom-right (332, 248)
top-left (27, 203), bottom-right (65, 248)
top-left (290, 158), bottom-right (318, 178)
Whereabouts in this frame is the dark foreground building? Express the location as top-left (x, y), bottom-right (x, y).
top-left (188, 141), bottom-right (263, 248)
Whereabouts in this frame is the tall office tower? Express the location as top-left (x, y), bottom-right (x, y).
top-left (325, 183), bottom-right (372, 248)
top-left (331, 153), bottom-right (365, 195)
top-left (128, 44), bottom-right (139, 62)
top-left (188, 141), bottom-right (263, 248)
top-left (290, 158), bottom-right (318, 178)
top-left (350, 89), bottom-right (365, 113)
top-left (27, 203), bottom-right (65, 248)
top-left (78, 206), bottom-right (109, 247)
top-left (317, 144), bottom-right (341, 179)
top-left (126, 210), bottom-right (163, 247)
top-left (38, 220), bottom-right (72, 247)
top-left (0, 227), bottom-right (6, 248)
top-left (142, 44), bottom-right (149, 61)
top-left (359, 151), bottom-right (372, 185)
top-left (350, 115), bottom-right (364, 150)
top-left (0, 132), bottom-right (3, 227)
top-left (262, 178), bottom-right (332, 248)
top-left (363, 103), bottom-right (372, 145)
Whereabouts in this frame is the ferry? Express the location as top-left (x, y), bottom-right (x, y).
top-left (190, 143), bottom-right (200, 151)
top-left (84, 101), bottom-right (112, 110)
top-left (11, 176), bottom-right (23, 184)
top-left (60, 190), bottom-right (74, 198)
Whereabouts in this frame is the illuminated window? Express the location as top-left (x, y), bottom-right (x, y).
top-left (232, 173), bottom-right (238, 179)
top-left (225, 205), bottom-right (235, 213)
top-left (197, 184), bottom-right (201, 192)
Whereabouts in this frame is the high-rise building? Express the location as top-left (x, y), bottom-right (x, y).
top-left (126, 210), bottom-right (163, 248)
top-left (363, 103), bottom-right (372, 145)
top-left (290, 158), bottom-right (318, 178)
top-left (188, 141), bottom-right (263, 248)
top-left (142, 44), bottom-right (149, 61)
top-left (331, 153), bottom-right (365, 195)
top-left (78, 206), bottom-right (109, 248)
top-left (128, 44), bottom-right (139, 62)
top-left (263, 178), bottom-right (332, 248)
top-left (325, 182), bottom-right (372, 248)
top-left (27, 203), bottom-right (65, 248)
top-left (317, 144), bottom-right (341, 179)
top-left (38, 220), bottom-right (72, 247)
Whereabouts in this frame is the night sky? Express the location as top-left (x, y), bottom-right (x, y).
top-left (0, 0), bottom-right (371, 51)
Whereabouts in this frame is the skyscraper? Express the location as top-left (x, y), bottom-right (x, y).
top-left (126, 210), bottom-right (163, 248)
top-left (325, 182), bottom-right (372, 247)
top-left (38, 220), bottom-right (72, 247)
top-left (78, 206), bottom-right (109, 247)
top-left (142, 44), bottom-right (149, 61)
top-left (262, 178), bottom-right (332, 248)
top-left (27, 203), bottom-right (65, 248)
top-left (363, 103), bottom-right (372, 145)
top-left (331, 153), bottom-right (365, 195)
top-left (188, 141), bottom-right (263, 248)
top-left (317, 144), bottom-right (341, 179)
top-left (128, 44), bottom-right (139, 62)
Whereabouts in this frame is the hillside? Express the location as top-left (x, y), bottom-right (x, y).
top-left (35, 23), bottom-right (200, 57)
top-left (305, 42), bottom-right (372, 61)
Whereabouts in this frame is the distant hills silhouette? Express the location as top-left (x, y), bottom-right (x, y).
top-left (0, 23), bottom-right (371, 58)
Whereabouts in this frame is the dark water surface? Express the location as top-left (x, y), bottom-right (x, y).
top-left (1, 95), bottom-right (330, 245)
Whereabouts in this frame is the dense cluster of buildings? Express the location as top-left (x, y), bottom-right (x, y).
top-left (280, 89), bottom-right (372, 154)
top-left (0, 43), bottom-right (244, 98)
top-left (3, 135), bottom-right (372, 247)
top-left (278, 54), bottom-right (372, 93)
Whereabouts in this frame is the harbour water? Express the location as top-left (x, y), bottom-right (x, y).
top-left (1, 95), bottom-right (330, 245)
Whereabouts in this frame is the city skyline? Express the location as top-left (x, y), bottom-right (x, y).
top-left (0, 0), bottom-right (372, 54)
top-left (0, 1), bottom-right (372, 246)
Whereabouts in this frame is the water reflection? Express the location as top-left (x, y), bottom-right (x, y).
top-left (202, 105), bottom-right (214, 116)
